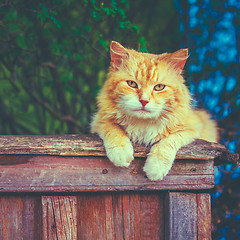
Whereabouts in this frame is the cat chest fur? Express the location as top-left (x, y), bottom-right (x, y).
top-left (122, 121), bottom-right (167, 145)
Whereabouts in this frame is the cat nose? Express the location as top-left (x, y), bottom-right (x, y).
top-left (139, 99), bottom-right (149, 107)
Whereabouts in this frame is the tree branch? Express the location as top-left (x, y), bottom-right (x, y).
top-left (22, 82), bottom-right (86, 133)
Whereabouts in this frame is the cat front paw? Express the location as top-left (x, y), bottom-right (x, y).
top-left (105, 143), bottom-right (134, 168)
top-left (143, 155), bottom-right (173, 181)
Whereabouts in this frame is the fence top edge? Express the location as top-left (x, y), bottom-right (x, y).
top-left (0, 134), bottom-right (238, 165)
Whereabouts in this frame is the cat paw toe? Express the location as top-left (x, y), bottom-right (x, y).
top-left (143, 156), bottom-right (172, 181)
top-left (106, 144), bottom-right (134, 167)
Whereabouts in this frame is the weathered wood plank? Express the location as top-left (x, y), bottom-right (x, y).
top-left (41, 196), bottom-right (77, 240)
top-left (0, 135), bottom-right (238, 164)
top-left (165, 192), bottom-right (198, 240)
top-left (0, 195), bottom-right (41, 240)
top-left (77, 192), bottom-right (164, 240)
top-left (197, 193), bottom-right (211, 239)
top-left (121, 192), bottom-right (164, 239)
top-left (165, 192), bottom-right (212, 240)
top-left (0, 155), bottom-right (214, 192)
top-left (78, 193), bottom-right (112, 240)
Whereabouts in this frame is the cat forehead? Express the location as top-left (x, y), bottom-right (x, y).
top-left (129, 49), bottom-right (161, 62)
top-left (126, 53), bottom-right (171, 82)
top-left (129, 50), bottom-right (169, 69)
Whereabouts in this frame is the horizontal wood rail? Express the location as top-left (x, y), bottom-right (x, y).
top-left (0, 135), bottom-right (238, 193)
top-left (0, 134), bottom-right (236, 161)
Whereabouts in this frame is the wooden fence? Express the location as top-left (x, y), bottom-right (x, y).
top-left (0, 135), bottom-right (238, 240)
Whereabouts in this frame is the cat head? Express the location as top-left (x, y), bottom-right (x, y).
top-left (104, 41), bottom-right (190, 120)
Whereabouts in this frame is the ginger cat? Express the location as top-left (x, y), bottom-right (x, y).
top-left (91, 41), bottom-right (218, 181)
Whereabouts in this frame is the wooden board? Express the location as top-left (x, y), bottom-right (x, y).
top-left (42, 196), bottom-right (77, 240)
top-left (197, 194), bottom-right (211, 239)
top-left (0, 134), bottom-right (222, 239)
top-left (0, 192), bottom-right (211, 240)
top-left (0, 192), bottom-right (164, 240)
top-left (0, 155), bottom-right (214, 192)
top-left (165, 192), bottom-right (198, 239)
top-left (165, 192), bottom-right (211, 240)
top-left (0, 135), bottom-right (238, 164)
top-left (0, 195), bottom-right (41, 240)
top-left (77, 192), bottom-right (164, 240)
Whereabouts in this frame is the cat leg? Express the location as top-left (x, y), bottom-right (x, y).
top-left (92, 121), bottom-right (134, 167)
top-left (143, 129), bottom-right (199, 181)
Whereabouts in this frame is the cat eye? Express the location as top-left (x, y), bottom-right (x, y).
top-left (126, 80), bottom-right (138, 89)
top-left (153, 84), bottom-right (166, 91)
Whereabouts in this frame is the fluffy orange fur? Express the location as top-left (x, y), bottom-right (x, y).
top-left (91, 41), bottom-right (218, 181)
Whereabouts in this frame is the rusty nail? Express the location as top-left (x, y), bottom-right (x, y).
top-left (102, 169), bottom-right (108, 174)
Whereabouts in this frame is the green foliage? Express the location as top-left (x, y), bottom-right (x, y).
top-left (0, 0), bottom-right (180, 134)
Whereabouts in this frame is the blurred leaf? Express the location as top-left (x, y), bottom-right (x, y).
top-left (0, 0), bottom-right (180, 136)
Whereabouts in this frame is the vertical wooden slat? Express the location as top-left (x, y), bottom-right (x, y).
top-left (165, 192), bottom-right (198, 240)
top-left (121, 193), bottom-right (164, 239)
top-left (121, 192), bottom-right (164, 239)
top-left (111, 192), bottom-right (124, 239)
top-left (78, 193), bottom-right (112, 240)
top-left (41, 196), bottom-right (77, 240)
top-left (77, 192), bottom-right (164, 240)
top-left (139, 193), bottom-right (164, 239)
top-left (121, 193), bottom-right (132, 239)
top-left (0, 195), bottom-right (41, 240)
top-left (104, 194), bottom-right (115, 239)
top-left (197, 193), bottom-right (211, 239)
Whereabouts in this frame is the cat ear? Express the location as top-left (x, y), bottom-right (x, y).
top-left (110, 41), bottom-right (129, 69)
top-left (170, 48), bottom-right (189, 73)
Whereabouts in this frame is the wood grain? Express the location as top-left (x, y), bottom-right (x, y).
top-left (165, 192), bottom-right (198, 240)
top-left (0, 155), bottom-right (214, 192)
top-left (0, 195), bottom-right (41, 240)
top-left (77, 192), bottom-right (164, 240)
top-left (197, 193), bottom-right (211, 239)
top-left (165, 192), bottom-right (212, 240)
top-left (0, 135), bottom-right (238, 164)
top-left (0, 134), bottom-right (225, 239)
top-left (41, 196), bottom-right (77, 240)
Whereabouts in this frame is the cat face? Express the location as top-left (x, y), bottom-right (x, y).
top-left (115, 75), bottom-right (173, 120)
top-left (107, 41), bottom-right (189, 120)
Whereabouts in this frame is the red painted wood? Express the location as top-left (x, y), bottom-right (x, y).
top-left (121, 193), bottom-right (163, 239)
top-left (77, 192), bottom-right (164, 239)
top-left (197, 193), bottom-right (211, 239)
top-left (41, 196), bottom-right (77, 240)
top-left (0, 195), bottom-right (41, 240)
top-left (0, 192), bottom-right (212, 239)
top-left (0, 155), bottom-right (214, 192)
top-left (0, 135), bottom-right (237, 165)
top-left (0, 134), bottom-right (229, 239)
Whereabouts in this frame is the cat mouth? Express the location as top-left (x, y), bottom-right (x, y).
top-left (133, 108), bottom-right (151, 113)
